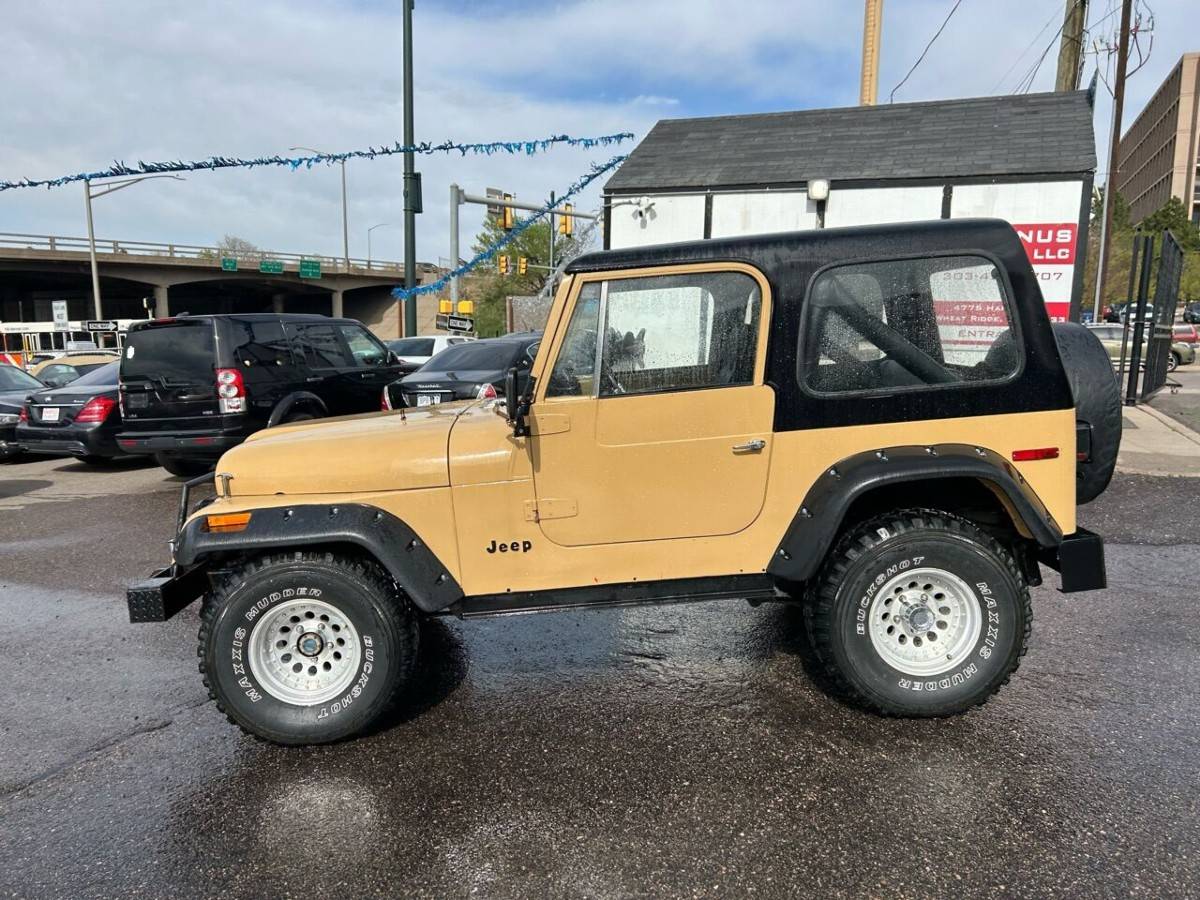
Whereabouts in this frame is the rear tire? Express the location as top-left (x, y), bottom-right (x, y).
top-left (1168, 352), bottom-right (1180, 373)
top-left (806, 510), bottom-right (1030, 717)
top-left (198, 551), bottom-right (419, 745)
top-left (1052, 322), bottom-right (1122, 504)
top-left (155, 452), bottom-right (213, 477)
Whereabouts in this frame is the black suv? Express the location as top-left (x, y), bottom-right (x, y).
top-left (118, 314), bottom-right (403, 475)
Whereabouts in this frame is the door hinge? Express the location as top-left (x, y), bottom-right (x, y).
top-left (524, 498), bottom-right (578, 522)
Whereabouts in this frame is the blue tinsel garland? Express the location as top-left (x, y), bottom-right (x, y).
top-left (391, 154), bottom-right (626, 301)
top-left (0, 132), bottom-right (635, 193)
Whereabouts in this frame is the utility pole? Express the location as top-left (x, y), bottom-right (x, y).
top-left (1055, 0), bottom-right (1090, 91)
top-left (1094, 0), bottom-right (1133, 319)
top-left (401, 0), bottom-right (420, 337)
top-left (290, 147), bottom-right (350, 272)
top-left (449, 184), bottom-right (461, 304)
top-left (860, 0), bottom-right (884, 105)
top-left (548, 190), bottom-right (556, 277)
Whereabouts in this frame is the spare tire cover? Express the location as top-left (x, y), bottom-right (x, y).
top-left (1052, 322), bottom-right (1122, 504)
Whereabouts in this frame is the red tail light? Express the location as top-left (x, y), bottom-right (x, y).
top-left (216, 368), bottom-right (246, 414)
top-left (76, 395), bottom-right (117, 424)
top-left (381, 386), bottom-right (393, 411)
top-left (18, 406), bottom-right (28, 423)
top-left (476, 382), bottom-right (498, 400)
top-left (1012, 447), bottom-right (1060, 462)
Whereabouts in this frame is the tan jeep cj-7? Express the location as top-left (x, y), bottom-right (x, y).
top-left (128, 219), bottom-right (1118, 745)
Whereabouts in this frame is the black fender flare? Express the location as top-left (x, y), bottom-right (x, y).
top-left (767, 443), bottom-right (1064, 584)
top-left (174, 503), bottom-right (463, 613)
top-left (267, 392), bottom-right (329, 428)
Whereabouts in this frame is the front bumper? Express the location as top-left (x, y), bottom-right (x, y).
top-left (1039, 528), bottom-right (1107, 593)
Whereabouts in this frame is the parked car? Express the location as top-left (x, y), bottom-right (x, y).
top-left (15, 362), bottom-right (124, 464)
top-left (0, 364), bottom-right (43, 460)
top-left (1173, 323), bottom-right (1200, 345)
top-left (28, 352), bottom-right (121, 387)
top-left (1182, 302), bottom-right (1200, 324)
top-left (1087, 324), bottom-right (1195, 371)
top-left (385, 334), bottom-right (473, 368)
top-left (383, 332), bottom-right (541, 409)
top-left (117, 313), bottom-right (407, 476)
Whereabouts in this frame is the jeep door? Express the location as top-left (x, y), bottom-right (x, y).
top-left (529, 264), bottom-right (774, 546)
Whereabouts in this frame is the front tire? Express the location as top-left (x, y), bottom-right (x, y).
top-left (806, 510), bottom-right (1030, 717)
top-left (199, 551), bottom-right (419, 745)
top-left (1168, 352), bottom-right (1180, 373)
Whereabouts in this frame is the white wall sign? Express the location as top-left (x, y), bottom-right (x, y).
top-left (52, 300), bottom-right (70, 333)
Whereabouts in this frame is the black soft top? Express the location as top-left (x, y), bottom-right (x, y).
top-left (569, 218), bottom-right (1026, 280)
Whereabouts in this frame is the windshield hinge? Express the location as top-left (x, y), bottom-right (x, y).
top-left (524, 498), bottom-right (577, 522)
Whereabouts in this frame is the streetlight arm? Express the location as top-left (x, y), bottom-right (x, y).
top-left (89, 174), bottom-right (186, 198)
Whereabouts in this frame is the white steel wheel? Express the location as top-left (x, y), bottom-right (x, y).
top-left (867, 567), bottom-right (982, 677)
top-left (248, 598), bottom-right (363, 706)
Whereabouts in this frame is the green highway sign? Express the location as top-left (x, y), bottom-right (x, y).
top-left (220, 257), bottom-right (238, 272)
top-left (299, 259), bottom-right (322, 279)
top-left (259, 259), bottom-right (285, 275)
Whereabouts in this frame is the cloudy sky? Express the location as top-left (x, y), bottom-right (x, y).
top-left (0, 0), bottom-right (1189, 264)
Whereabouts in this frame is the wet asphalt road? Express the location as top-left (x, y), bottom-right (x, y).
top-left (1, 455), bottom-right (1198, 899)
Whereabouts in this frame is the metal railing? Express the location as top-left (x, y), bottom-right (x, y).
top-left (0, 232), bottom-right (405, 274)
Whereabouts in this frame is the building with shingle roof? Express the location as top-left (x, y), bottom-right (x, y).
top-left (601, 90), bottom-right (1097, 320)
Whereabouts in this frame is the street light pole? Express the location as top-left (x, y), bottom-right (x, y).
top-left (367, 223), bottom-right (396, 267)
top-left (291, 147), bottom-right (350, 272)
top-left (83, 174), bottom-right (185, 325)
top-left (402, 0), bottom-right (419, 337)
top-left (83, 180), bottom-right (102, 320)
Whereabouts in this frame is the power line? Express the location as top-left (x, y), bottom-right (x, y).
top-left (888, 0), bottom-right (967, 103)
top-left (989, 2), bottom-right (1067, 94)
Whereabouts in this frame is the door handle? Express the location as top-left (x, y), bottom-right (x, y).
top-left (732, 439), bottom-right (766, 453)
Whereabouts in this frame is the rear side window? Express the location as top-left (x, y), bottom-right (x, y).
top-left (800, 255), bottom-right (1020, 395)
top-left (229, 320), bottom-right (295, 368)
top-left (68, 362), bottom-right (119, 386)
top-left (124, 322), bottom-right (216, 382)
top-left (286, 323), bottom-right (353, 368)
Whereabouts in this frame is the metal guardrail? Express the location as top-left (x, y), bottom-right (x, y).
top-left (0, 232), bottom-right (405, 274)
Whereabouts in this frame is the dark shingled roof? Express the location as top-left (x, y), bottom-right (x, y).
top-left (605, 91), bottom-right (1096, 192)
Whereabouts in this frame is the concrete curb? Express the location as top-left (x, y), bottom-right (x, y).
top-left (1139, 402), bottom-right (1200, 447)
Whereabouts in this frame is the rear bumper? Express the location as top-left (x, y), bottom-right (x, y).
top-left (116, 427), bottom-right (247, 457)
top-left (1039, 528), bottom-right (1107, 593)
top-left (16, 424), bottom-right (118, 458)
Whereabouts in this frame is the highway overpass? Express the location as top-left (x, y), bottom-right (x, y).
top-left (0, 233), bottom-right (442, 346)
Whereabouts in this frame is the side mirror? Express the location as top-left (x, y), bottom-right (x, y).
top-left (502, 366), bottom-right (530, 437)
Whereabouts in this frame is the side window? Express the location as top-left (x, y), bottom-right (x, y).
top-left (337, 324), bottom-right (387, 367)
top-left (800, 255), bottom-right (1020, 395)
top-left (286, 323), bottom-right (353, 369)
top-left (232, 320), bottom-right (295, 368)
top-left (599, 271), bottom-right (760, 397)
top-left (546, 283), bottom-right (602, 397)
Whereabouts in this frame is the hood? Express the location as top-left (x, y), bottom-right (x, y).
top-left (221, 402), bottom-right (475, 496)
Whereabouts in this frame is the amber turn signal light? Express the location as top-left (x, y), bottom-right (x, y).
top-left (206, 512), bottom-right (252, 533)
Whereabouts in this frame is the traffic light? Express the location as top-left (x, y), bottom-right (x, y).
top-left (457, 300), bottom-right (474, 316)
top-left (498, 254), bottom-right (509, 275)
top-left (438, 298), bottom-right (453, 314)
top-left (502, 193), bottom-right (514, 230)
top-left (559, 203), bottom-right (574, 236)
top-left (518, 256), bottom-right (528, 275)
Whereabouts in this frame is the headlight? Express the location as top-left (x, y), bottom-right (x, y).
top-left (0, 413), bottom-right (18, 425)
